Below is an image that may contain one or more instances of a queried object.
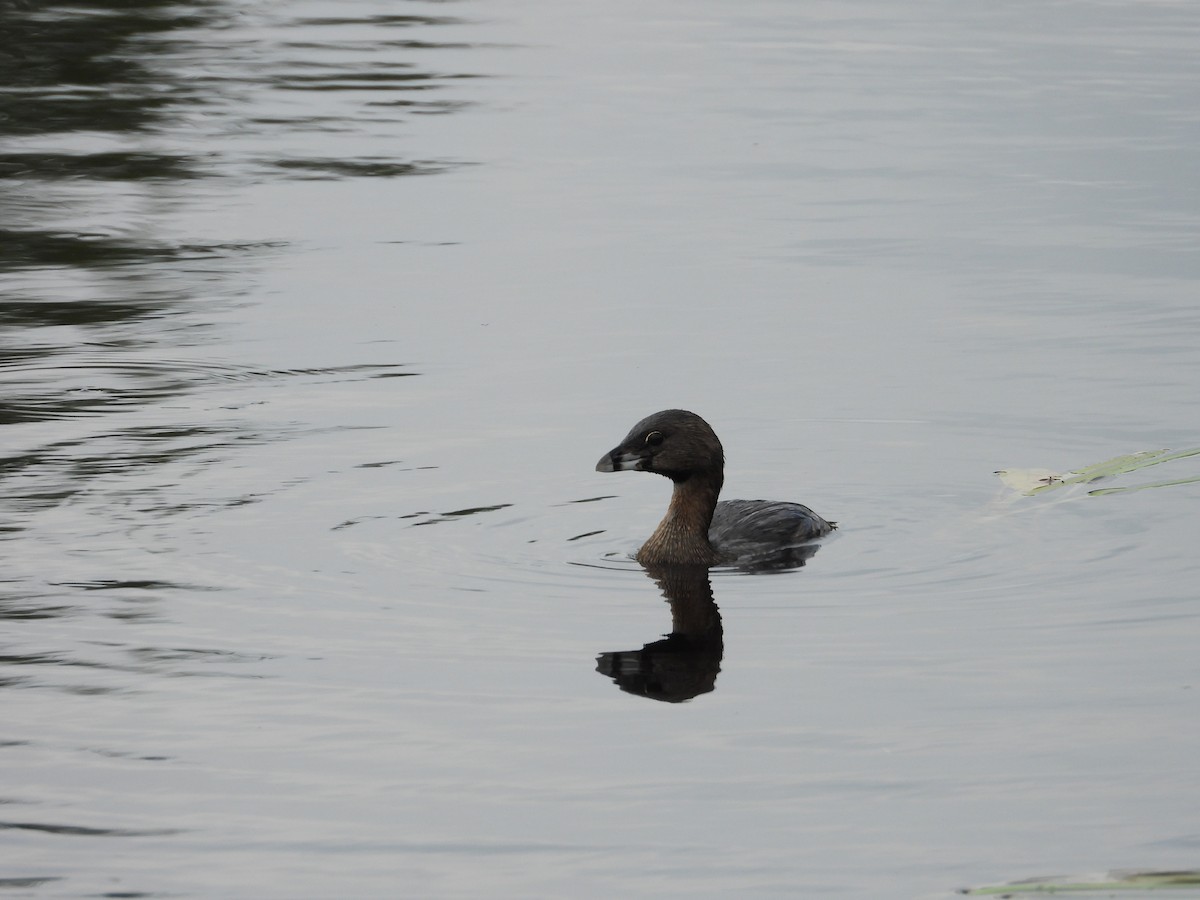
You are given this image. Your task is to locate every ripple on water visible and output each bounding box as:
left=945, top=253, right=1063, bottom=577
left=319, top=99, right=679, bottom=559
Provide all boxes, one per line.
left=0, top=355, right=416, bottom=424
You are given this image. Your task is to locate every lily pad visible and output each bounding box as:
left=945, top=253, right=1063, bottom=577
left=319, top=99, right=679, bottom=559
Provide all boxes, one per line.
left=995, top=448, right=1200, bottom=497
left=962, top=869, right=1200, bottom=895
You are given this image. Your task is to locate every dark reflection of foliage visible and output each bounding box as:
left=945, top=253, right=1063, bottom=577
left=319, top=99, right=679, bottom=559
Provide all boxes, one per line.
left=0, top=228, right=201, bottom=272
left=0, top=151, right=198, bottom=181
left=0, top=298, right=163, bottom=328
left=0, top=1, right=449, bottom=634
left=67, top=579, right=217, bottom=592
left=0, top=648, right=130, bottom=691
left=271, top=158, right=459, bottom=180
left=0, top=425, right=268, bottom=513
left=0, top=651, right=112, bottom=671
left=295, top=16, right=464, bottom=28
left=0, top=0, right=221, bottom=298
left=0, top=0, right=218, bottom=139
left=0, top=361, right=413, bottom=424
left=252, top=14, right=484, bottom=178
left=0, top=821, right=179, bottom=837
left=275, top=69, right=481, bottom=91
left=597, top=565, right=725, bottom=703
left=0, top=369, right=191, bottom=425
left=368, top=98, right=474, bottom=115
left=0, top=599, right=77, bottom=621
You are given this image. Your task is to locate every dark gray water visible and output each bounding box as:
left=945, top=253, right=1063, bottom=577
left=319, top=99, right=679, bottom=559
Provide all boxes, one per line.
left=3, top=1, right=1199, bottom=897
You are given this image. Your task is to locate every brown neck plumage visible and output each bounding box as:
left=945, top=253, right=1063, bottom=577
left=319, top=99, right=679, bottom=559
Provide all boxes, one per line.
left=636, top=470, right=724, bottom=566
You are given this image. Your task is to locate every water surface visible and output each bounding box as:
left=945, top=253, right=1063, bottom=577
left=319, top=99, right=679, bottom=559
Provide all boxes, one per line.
left=3, top=1, right=1199, bottom=897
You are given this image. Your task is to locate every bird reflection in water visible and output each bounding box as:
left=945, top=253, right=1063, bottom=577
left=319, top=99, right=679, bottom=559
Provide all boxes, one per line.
left=593, top=409, right=832, bottom=701
left=596, top=543, right=824, bottom=703
left=597, top=564, right=723, bottom=703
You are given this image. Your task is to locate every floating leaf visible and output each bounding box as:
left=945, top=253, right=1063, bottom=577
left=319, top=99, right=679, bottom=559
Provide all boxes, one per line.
left=963, top=868, right=1200, bottom=895
left=1090, top=475, right=1200, bottom=496
left=996, top=448, right=1200, bottom=497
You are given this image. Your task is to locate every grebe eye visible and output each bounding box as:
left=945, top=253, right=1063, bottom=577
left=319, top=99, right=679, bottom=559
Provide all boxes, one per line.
left=645, top=431, right=664, bottom=447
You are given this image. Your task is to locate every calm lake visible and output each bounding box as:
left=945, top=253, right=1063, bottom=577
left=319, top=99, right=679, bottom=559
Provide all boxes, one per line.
left=3, top=1, right=1199, bottom=897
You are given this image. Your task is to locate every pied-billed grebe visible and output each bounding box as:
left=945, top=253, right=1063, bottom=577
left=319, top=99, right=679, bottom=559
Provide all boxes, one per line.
left=596, top=409, right=835, bottom=567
